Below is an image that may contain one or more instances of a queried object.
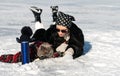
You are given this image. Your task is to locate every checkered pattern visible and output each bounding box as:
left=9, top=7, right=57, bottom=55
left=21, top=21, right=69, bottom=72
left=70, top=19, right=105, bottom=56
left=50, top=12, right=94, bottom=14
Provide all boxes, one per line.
left=56, top=11, right=75, bottom=28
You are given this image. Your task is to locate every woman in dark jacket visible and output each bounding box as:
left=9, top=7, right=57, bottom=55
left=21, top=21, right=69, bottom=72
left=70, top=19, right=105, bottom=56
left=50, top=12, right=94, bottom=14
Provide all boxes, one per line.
left=30, top=6, right=84, bottom=59
left=45, top=18, right=84, bottom=59
left=21, top=6, right=84, bottom=59
left=43, top=9, right=84, bottom=59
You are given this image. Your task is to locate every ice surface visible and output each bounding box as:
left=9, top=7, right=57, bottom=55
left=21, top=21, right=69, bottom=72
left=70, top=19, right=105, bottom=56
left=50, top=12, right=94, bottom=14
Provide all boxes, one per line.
left=0, top=0, right=120, bottom=76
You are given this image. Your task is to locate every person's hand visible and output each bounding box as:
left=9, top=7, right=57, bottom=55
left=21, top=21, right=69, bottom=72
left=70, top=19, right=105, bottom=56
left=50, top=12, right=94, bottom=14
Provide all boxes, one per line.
left=62, top=53, right=73, bottom=60
left=54, top=47, right=74, bottom=62
left=64, top=48, right=74, bottom=56
left=62, top=48, right=74, bottom=60
left=56, top=53, right=73, bottom=62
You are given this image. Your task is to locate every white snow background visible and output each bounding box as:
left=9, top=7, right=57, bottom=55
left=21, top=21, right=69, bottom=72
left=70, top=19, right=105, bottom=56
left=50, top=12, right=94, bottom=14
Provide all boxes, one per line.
left=0, top=0, right=120, bottom=76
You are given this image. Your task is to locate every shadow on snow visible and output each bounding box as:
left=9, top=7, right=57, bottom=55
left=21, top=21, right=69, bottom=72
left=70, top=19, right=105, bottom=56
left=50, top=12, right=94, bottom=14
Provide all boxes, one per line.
left=83, top=41, right=92, bottom=55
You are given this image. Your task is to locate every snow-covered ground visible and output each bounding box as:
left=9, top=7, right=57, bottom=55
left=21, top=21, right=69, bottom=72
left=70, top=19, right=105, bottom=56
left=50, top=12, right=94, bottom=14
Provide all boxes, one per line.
left=0, top=0, right=120, bottom=76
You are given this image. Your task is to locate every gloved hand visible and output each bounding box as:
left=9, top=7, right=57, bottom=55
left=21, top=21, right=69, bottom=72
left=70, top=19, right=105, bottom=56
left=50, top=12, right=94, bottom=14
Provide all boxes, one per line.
left=62, top=53, right=73, bottom=60
left=56, top=42, right=68, bottom=52
left=16, top=26, right=33, bottom=43
left=56, top=49, right=74, bottom=62
left=16, top=35, right=32, bottom=43
left=64, top=48, right=74, bottom=56
left=62, top=48, right=74, bottom=59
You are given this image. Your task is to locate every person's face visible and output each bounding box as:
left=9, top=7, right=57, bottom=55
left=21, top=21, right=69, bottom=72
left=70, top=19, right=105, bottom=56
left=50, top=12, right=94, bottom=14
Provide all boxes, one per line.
left=56, top=25, right=69, bottom=37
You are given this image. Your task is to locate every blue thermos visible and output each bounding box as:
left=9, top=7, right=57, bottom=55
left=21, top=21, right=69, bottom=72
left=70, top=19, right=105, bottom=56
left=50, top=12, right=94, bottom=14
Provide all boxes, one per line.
left=21, top=41, right=30, bottom=64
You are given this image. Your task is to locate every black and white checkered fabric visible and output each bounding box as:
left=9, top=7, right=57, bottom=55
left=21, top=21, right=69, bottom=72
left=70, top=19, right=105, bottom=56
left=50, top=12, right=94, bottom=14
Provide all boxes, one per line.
left=56, top=11, right=75, bottom=28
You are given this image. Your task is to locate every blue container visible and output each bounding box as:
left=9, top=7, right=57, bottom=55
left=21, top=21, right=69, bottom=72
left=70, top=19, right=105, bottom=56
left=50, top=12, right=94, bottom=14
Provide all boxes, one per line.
left=21, top=41, right=30, bottom=64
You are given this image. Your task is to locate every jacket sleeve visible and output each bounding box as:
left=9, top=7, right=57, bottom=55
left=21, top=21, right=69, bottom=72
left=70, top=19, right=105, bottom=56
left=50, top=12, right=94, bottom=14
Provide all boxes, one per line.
left=67, top=22, right=84, bottom=59
left=66, top=44, right=83, bottom=59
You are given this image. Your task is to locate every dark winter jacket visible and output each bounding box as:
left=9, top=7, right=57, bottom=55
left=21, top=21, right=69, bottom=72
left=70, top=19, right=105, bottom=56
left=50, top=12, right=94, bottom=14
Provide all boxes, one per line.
left=45, top=22, right=84, bottom=59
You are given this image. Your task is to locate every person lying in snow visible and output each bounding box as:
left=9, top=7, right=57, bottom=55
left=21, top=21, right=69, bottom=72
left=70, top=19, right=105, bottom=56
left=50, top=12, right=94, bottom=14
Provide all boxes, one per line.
left=0, top=6, right=84, bottom=63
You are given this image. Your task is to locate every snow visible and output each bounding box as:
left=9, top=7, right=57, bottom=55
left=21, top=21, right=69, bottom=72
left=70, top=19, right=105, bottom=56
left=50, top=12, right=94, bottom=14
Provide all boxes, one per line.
left=0, top=0, right=120, bottom=76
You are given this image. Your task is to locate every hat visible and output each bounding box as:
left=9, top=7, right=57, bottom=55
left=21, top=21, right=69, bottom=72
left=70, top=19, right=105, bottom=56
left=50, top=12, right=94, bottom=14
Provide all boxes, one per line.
left=55, top=11, right=75, bottom=28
